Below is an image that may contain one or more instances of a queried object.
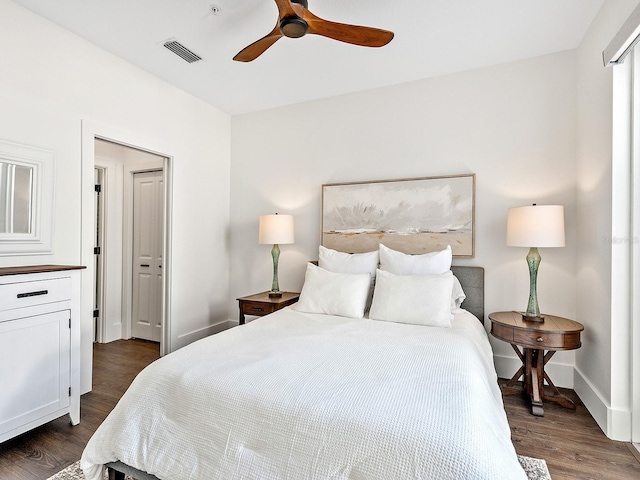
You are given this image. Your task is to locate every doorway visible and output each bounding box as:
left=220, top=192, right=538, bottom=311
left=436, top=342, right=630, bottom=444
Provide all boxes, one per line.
left=81, top=120, right=174, bottom=395
left=93, top=139, right=166, bottom=347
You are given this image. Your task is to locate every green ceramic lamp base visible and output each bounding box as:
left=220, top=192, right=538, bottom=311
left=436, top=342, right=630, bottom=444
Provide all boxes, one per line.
left=524, top=247, right=545, bottom=323
left=269, top=243, right=282, bottom=298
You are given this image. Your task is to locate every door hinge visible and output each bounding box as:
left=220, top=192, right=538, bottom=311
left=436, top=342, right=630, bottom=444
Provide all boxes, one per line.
left=95, top=184, right=101, bottom=193
left=93, top=309, right=99, bottom=319
left=68, top=387, right=71, bottom=397
left=94, top=246, right=101, bottom=255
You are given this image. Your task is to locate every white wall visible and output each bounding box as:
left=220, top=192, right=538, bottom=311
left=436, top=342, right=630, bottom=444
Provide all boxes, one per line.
left=230, top=51, right=579, bottom=386
left=575, top=0, right=639, bottom=441
left=0, top=0, right=231, bottom=393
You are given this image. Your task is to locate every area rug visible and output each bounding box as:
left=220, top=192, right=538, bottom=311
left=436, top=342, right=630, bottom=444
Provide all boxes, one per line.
left=47, top=456, right=552, bottom=480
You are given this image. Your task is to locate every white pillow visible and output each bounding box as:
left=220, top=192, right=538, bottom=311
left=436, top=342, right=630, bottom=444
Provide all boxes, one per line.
left=295, top=263, right=371, bottom=319
left=379, top=244, right=452, bottom=275
left=369, top=269, right=453, bottom=327
left=319, top=245, right=379, bottom=310
left=318, top=245, right=379, bottom=279
left=451, top=275, right=466, bottom=309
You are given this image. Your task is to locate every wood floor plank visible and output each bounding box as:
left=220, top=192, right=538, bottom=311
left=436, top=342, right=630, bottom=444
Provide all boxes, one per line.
left=1, top=339, right=639, bottom=479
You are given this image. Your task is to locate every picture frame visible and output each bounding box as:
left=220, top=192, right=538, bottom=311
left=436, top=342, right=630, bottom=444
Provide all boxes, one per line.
left=322, top=174, right=475, bottom=258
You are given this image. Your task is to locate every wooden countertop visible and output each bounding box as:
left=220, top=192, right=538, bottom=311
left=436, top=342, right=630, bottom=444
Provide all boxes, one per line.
left=0, top=265, right=86, bottom=276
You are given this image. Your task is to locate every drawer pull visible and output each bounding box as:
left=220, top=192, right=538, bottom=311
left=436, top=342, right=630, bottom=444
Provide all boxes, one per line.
left=17, top=290, right=48, bottom=299
left=536, top=337, right=544, bottom=343
left=251, top=307, right=264, bottom=312
left=140, top=264, right=150, bottom=268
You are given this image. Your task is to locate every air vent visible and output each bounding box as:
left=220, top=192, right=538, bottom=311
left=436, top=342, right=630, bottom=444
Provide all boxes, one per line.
left=163, top=39, right=202, bottom=63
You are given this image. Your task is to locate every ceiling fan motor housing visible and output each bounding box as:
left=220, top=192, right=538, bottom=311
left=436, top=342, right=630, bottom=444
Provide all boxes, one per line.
left=280, top=16, right=308, bottom=38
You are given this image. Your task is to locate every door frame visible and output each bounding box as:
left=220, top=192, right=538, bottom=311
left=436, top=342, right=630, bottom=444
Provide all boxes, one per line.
left=81, top=120, right=173, bottom=374
left=93, top=167, right=106, bottom=344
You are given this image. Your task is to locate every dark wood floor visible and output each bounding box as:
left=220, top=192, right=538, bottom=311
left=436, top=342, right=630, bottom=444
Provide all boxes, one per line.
left=1, top=339, right=639, bottom=479
left=501, top=378, right=640, bottom=479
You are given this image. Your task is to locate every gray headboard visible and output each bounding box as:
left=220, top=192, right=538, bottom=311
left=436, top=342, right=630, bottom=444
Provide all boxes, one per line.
left=451, top=266, right=485, bottom=323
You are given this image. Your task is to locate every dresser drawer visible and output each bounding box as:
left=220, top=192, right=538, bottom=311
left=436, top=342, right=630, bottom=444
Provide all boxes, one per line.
left=0, top=277, right=72, bottom=313
left=512, top=329, right=581, bottom=350
left=240, top=300, right=278, bottom=317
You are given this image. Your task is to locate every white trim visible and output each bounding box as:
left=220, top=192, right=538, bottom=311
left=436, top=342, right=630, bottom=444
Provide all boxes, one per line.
left=93, top=166, right=107, bottom=344
left=574, top=367, right=632, bottom=441
left=604, top=3, right=640, bottom=66
left=632, top=47, right=640, bottom=444
left=0, top=139, right=54, bottom=255
left=574, top=368, right=608, bottom=434
left=173, top=320, right=228, bottom=350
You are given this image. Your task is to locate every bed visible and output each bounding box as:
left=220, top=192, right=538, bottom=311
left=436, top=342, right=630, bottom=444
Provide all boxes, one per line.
left=81, top=254, right=526, bottom=480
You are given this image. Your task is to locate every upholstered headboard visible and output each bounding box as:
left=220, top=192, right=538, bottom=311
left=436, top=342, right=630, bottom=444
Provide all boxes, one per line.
left=451, top=266, right=485, bottom=323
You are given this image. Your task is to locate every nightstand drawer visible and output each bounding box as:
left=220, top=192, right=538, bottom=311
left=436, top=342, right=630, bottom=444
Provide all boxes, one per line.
left=237, top=291, right=300, bottom=325
left=513, top=329, right=581, bottom=350
left=241, top=301, right=277, bottom=317
left=490, top=323, right=514, bottom=343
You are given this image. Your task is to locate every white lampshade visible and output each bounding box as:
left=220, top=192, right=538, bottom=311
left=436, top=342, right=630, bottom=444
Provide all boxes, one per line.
left=259, top=214, right=294, bottom=245
left=506, top=205, right=565, bottom=248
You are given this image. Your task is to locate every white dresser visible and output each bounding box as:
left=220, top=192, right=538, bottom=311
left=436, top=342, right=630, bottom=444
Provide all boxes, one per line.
left=0, top=265, right=84, bottom=443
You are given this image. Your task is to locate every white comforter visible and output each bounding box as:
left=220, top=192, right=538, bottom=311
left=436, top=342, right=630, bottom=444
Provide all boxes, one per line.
left=81, top=308, right=526, bottom=480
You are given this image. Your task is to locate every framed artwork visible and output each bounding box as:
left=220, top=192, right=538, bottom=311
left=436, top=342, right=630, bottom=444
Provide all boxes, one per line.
left=322, top=174, right=475, bottom=257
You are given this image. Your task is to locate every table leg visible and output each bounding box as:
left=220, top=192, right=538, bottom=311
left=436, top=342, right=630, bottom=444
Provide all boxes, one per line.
left=524, top=348, right=533, bottom=398
left=530, top=349, right=544, bottom=416
left=239, top=307, right=245, bottom=325
left=539, top=350, right=576, bottom=409
left=501, top=344, right=525, bottom=396
left=502, top=345, right=576, bottom=415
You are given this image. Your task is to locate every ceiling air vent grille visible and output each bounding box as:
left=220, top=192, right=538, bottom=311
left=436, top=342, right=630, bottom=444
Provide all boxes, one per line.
left=163, top=39, right=202, bottom=63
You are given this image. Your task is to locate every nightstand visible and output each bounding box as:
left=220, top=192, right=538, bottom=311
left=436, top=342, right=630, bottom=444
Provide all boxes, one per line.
left=488, top=311, right=584, bottom=417
left=236, top=291, right=300, bottom=325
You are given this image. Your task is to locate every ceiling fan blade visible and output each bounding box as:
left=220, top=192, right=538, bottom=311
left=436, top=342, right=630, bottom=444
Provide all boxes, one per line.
left=302, top=9, right=394, bottom=47
left=233, top=24, right=283, bottom=62
left=274, top=0, right=298, bottom=19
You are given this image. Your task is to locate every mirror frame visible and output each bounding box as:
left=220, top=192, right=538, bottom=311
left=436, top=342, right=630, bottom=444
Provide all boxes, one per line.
left=0, top=139, right=54, bottom=255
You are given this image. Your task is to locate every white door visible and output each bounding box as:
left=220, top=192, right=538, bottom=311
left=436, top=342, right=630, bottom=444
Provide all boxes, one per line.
left=93, top=168, right=104, bottom=343
left=131, top=170, right=163, bottom=342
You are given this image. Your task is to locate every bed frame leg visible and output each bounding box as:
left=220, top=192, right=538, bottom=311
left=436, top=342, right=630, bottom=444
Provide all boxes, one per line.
left=108, top=467, right=126, bottom=480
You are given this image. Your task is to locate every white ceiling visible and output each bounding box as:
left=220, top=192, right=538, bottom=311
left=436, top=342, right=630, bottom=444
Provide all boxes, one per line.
left=12, top=0, right=604, bottom=115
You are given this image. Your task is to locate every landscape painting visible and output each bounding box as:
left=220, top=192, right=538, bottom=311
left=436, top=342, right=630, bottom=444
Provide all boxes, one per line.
left=322, top=174, right=475, bottom=257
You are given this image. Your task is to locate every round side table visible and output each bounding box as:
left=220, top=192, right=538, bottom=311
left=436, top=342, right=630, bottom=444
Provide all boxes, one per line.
left=488, top=311, right=584, bottom=416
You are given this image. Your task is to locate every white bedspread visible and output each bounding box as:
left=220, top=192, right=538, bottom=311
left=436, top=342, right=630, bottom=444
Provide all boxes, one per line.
left=81, top=308, right=526, bottom=480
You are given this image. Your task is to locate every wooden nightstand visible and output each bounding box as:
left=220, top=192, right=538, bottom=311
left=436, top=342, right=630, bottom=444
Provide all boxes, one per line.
left=488, top=311, right=584, bottom=417
left=236, top=291, right=300, bottom=325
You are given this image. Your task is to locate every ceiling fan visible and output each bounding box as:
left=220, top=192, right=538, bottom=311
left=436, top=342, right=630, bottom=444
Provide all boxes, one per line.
left=233, top=0, right=394, bottom=62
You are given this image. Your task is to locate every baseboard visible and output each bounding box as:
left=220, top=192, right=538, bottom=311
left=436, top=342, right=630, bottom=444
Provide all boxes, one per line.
left=174, top=320, right=231, bottom=350
left=574, top=367, right=632, bottom=441
left=493, top=354, right=575, bottom=389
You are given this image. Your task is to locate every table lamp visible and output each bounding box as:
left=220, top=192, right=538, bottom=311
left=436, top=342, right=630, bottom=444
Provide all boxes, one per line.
left=506, top=204, right=565, bottom=322
left=259, top=213, right=294, bottom=298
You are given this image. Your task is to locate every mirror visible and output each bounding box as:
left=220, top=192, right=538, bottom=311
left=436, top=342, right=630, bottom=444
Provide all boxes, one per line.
left=0, top=139, right=54, bottom=255
left=0, top=162, right=34, bottom=234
